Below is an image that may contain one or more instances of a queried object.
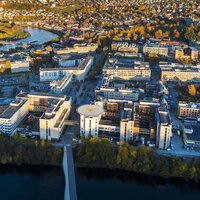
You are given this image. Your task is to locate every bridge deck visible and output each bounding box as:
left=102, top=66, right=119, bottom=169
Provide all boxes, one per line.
left=63, top=145, right=77, bottom=200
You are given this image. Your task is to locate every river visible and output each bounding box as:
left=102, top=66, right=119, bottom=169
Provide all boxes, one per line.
left=0, top=165, right=200, bottom=200
left=0, top=27, right=57, bottom=51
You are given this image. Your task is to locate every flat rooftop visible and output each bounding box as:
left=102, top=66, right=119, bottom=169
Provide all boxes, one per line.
left=185, top=125, right=200, bottom=142
left=40, top=57, right=92, bottom=71
left=99, top=119, right=120, bottom=126
left=103, top=59, right=150, bottom=70
left=158, top=107, right=171, bottom=124
left=77, top=104, right=104, bottom=117
left=0, top=99, right=27, bottom=119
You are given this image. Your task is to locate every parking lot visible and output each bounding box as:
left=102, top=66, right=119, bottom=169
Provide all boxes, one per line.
left=158, top=132, right=200, bottom=157
left=158, top=84, right=200, bottom=157
left=0, top=74, right=27, bottom=86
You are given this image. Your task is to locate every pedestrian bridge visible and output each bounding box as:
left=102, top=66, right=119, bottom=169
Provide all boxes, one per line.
left=64, top=120, right=79, bottom=126
left=63, top=144, right=77, bottom=200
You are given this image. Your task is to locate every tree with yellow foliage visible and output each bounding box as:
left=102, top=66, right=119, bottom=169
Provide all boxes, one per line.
left=173, top=29, right=180, bottom=39
left=45, top=46, right=52, bottom=52
left=40, top=139, right=46, bottom=147
left=155, top=29, right=162, bottom=39
left=35, top=140, right=38, bottom=147
left=188, top=84, right=196, bottom=96
left=5, top=60, right=11, bottom=69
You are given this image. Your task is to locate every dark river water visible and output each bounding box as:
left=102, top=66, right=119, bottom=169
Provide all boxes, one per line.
left=0, top=165, right=200, bottom=200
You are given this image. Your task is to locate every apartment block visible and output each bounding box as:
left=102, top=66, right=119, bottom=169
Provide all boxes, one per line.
left=111, top=42, right=138, bottom=53
left=103, top=59, right=151, bottom=81
left=40, top=56, right=94, bottom=82
left=11, top=60, right=30, bottom=73
left=179, top=102, right=200, bottom=118
left=55, top=43, right=98, bottom=54
left=0, top=92, right=71, bottom=140
left=50, top=73, right=72, bottom=95
left=156, top=107, right=172, bottom=149
left=95, top=75, right=140, bottom=102
left=160, top=63, right=200, bottom=82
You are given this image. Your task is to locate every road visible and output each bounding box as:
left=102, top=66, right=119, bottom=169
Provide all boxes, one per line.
left=168, top=83, right=180, bottom=128
left=158, top=83, right=200, bottom=157
left=69, top=52, right=104, bottom=106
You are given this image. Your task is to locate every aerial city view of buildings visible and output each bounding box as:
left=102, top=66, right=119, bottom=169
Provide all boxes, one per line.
left=1, top=0, right=200, bottom=198
left=1, top=0, right=200, bottom=153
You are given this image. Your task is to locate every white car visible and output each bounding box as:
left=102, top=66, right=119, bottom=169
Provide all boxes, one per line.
left=167, top=148, right=171, bottom=151
left=148, top=143, right=155, bottom=147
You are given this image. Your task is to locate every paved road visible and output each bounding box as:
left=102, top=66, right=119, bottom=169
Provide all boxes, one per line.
left=158, top=133, right=200, bottom=157
left=168, top=84, right=181, bottom=128
left=158, top=83, right=200, bottom=157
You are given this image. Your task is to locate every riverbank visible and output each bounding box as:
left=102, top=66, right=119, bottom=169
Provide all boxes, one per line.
left=73, top=137, right=200, bottom=182
left=0, top=27, right=58, bottom=51
left=0, top=31, right=30, bottom=41
left=0, top=22, right=30, bottom=41
left=0, top=134, right=62, bottom=166
left=1, top=134, right=200, bottom=182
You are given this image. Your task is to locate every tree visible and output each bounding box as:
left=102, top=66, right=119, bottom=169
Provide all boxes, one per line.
left=5, top=60, right=11, bottom=69
left=188, top=84, right=196, bottom=96
left=13, top=132, right=23, bottom=143
left=46, top=46, right=52, bottom=52
left=35, top=140, right=38, bottom=147
left=116, top=141, right=130, bottom=167
left=13, top=132, right=18, bottom=141
left=155, top=29, right=162, bottom=39
left=173, top=29, right=180, bottom=39
left=197, top=31, right=200, bottom=41
left=40, top=140, right=46, bottom=147
left=184, top=27, right=196, bottom=40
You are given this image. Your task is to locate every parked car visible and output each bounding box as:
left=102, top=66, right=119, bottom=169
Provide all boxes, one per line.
left=148, top=143, right=155, bottom=147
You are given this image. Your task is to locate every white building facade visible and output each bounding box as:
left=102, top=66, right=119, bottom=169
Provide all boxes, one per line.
left=40, top=57, right=93, bottom=82
left=0, top=92, right=71, bottom=140
left=50, top=73, right=72, bottom=95
left=0, top=99, right=29, bottom=135
left=156, top=108, right=172, bottom=149
left=11, top=61, right=30, bottom=73
left=77, top=104, right=104, bottom=138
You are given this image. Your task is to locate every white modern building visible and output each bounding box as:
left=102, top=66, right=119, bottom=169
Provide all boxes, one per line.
left=40, top=56, right=94, bottom=82
left=103, top=59, right=151, bottom=81
left=0, top=92, right=71, bottom=140
left=39, top=96, right=71, bottom=141
left=50, top=73, right=72, bottom=95
left=95, top=87, right=139, bottom=101
left=77, top=102, right=135, bottom=142
left=160, top=62, right=200, bottom=82
left=0, top=99, right=29, bottom=135
left=11, top=60, right=30, bottom=73
left=95, top=74, right=140, bottom=101
left=156, top=107, right=172, bottom=149
left=55, top=43, right=98, bottom=55
left=77, top=104, right=104, bottom=138
left=54, top=54, right=83, bottom=67
left=120, top=103, right=135, bottom=142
